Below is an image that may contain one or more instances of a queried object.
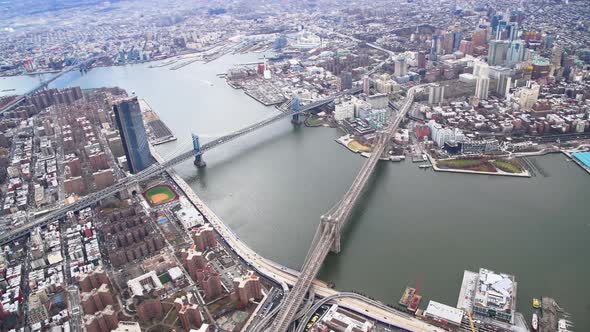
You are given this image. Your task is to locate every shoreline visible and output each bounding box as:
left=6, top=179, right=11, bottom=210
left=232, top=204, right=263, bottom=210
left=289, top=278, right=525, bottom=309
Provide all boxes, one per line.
left=427, top=154, right=531, bottom=178
left=562, top=150, right=590, bottom=175
left=0, top=49, right=209, bottom=78
left=335, top=134, right=372, bottom=154
left=148, top=145, right=446, bottom=332
left=243, top=89, right=285, bottom=106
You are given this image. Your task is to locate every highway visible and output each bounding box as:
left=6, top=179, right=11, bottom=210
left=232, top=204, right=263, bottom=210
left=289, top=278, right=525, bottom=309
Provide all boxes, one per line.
left=0, top=87, right=360, bottom=246
left=271, top=86, right=425, bottom=331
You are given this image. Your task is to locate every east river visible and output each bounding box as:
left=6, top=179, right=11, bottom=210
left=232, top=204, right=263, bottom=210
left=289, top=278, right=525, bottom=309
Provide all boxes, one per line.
left=1, top=54, right=589, bottom=330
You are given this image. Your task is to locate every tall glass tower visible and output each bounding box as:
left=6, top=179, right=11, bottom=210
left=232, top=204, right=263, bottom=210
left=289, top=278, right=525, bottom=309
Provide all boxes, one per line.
left=113, top=97, right=154, bottom=174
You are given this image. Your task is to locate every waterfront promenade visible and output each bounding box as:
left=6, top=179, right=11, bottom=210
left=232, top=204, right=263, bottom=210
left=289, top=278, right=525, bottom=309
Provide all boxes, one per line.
left=150, top=145, right=444, bottom=332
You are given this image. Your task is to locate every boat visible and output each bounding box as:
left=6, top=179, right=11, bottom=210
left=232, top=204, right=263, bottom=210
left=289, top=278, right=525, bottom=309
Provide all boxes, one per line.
left=532, top=313, right=538, bottom=331
left=418, top=164, right=431, bottom=169
left=532, top=298, right=541, bottom=308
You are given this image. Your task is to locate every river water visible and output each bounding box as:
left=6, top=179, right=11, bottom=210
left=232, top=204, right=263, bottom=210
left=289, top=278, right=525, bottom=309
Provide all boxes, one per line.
left=1, top=53, right=588, bottom=330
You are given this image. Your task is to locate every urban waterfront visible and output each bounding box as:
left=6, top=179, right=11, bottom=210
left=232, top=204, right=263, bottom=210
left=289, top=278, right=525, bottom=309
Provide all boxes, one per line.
left=1, top=54, right=589, bottom=330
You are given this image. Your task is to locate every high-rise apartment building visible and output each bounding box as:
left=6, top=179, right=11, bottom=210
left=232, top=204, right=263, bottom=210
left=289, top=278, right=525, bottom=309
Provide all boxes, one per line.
left=475, top=76, right=490, bottom=101
left=488, top=41, right=509, bottom=66
left=394, top=56, right=407, bottom=77
left=233, top=271, right=263, bottom=308
left=340, top=71, right=353, bottom=90
left=196, top=265, right=222, bottom=300
left=113, top=97, right=154, bottom=174
left=362, top=76, right=370, bottom=95
left=191, top=225, right=217, bottom=252
left=428, top=85, right=445, bottom=105
left=506, top=42, right=525, bottom=65
left=474, top=62, right=490, bottom=101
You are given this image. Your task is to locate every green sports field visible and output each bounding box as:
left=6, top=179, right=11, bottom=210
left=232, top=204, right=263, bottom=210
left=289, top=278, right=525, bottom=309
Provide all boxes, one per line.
left=144, top=184, right=177, bottom=205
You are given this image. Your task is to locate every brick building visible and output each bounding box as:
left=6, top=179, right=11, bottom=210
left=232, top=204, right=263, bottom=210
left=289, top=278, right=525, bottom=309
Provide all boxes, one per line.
left=233, top=271, right=262, bottom=308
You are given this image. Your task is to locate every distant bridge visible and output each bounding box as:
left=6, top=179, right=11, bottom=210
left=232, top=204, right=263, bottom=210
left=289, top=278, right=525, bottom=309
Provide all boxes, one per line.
left=0, top=87, right=361, bottom=245
left=0, top=56, right=101, bottom=115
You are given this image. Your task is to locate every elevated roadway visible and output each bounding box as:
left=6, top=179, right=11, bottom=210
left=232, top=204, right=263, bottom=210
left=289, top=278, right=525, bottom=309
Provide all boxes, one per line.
left=0, top=87, right=360, bottom=245
left=271, top=86, right=423, bottom=331
left=159, top=144, right=444, bottom=332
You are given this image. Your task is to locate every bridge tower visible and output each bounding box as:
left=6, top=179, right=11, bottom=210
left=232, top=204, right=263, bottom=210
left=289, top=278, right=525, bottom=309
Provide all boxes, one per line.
left=192, top=133, right=207, bottom=168
left=291, top=96, right=302, bottom=125
left=321, top=215, right=341, bottom=254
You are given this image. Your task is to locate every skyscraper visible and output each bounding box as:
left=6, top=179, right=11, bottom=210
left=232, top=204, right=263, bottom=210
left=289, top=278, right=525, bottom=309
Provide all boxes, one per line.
left=452, top=31, right=462, bottom=52
left=472, top=29, right=488, bottom=48
left=491, top=14, right=502, bottom=35
left=474, top=62, right=490, bottom=101
left=506, top=41, right=525, bottom=65
left=340, top=71, right=353, bottom=90
left=113, top=97, right=154, bottom=174
left=496, top=73, right=512, bottom=98
left=495, top=20, right=508, bottom=40
left=506, top=22, right=519, bottom=41
left=362, top=76, right=370, bottom=95
left=430, top=35, right=439, bottom=61
left=475, top=76, right=490, bottom=101
left=394, top=56, right=407, bottom=77
left=488, top=40, right=509, bottom=66
left=417, top=51, right=427, bottom=69
left=428, top=85, right=445, bottom=105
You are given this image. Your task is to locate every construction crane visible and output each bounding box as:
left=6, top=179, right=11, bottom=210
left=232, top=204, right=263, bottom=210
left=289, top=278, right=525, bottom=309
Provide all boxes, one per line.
left=465, top=309, right=476, bottom=332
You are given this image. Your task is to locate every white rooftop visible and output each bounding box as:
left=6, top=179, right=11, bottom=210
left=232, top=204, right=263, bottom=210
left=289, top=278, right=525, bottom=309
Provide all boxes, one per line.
left=189, top=324, right=210, bottom=332
left=127, top=271, right=163, bottom=297
left=168, top=267, right=183, bottom=281
left=424, top=301, right=464, bottom=325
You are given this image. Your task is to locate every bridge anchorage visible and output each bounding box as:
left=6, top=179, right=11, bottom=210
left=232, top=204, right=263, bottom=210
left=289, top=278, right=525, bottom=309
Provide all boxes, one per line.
left=192, top=133, right=207, bottom=168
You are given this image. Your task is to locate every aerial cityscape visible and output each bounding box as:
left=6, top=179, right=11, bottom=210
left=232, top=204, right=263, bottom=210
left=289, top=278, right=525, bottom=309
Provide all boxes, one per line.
left=0, top=0, right=588, bottom=332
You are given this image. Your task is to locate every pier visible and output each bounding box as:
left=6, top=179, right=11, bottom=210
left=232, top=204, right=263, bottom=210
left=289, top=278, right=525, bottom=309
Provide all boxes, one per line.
left=139, top=99, right=177, bottom=145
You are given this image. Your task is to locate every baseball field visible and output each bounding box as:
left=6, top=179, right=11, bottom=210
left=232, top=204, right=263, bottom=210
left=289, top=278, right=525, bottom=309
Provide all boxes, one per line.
left=144, top=184, right=178, bottom=206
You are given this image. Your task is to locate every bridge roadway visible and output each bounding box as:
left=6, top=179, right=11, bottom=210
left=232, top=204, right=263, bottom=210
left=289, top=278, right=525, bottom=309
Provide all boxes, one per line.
left=271, top=86, right=421, bottom=332
left=157, top=145, right=444, bottom=332
left=0, top=87, right=361, bottom=246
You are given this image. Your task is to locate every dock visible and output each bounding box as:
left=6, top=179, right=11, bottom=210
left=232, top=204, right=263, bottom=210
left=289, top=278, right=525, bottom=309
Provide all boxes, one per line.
left=138, top=99, right=177, bottom=145
left=244, top=89, right=286, bottom=106
left=169, top=56, right=203, bottom=70
left=399, top=287, right=416, bottom=307
left=398, top=286, right=422, bottom=313
left=149, top=58, right=179, bottom=68
left=412, top=153, right=426, bottom=162
left=240, top=80, right=286, bottom=106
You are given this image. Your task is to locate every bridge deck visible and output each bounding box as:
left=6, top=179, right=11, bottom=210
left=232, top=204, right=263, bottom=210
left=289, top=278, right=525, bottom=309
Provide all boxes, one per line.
left=0, top=88, right=360, bottom=245
left=271, top=86, right=420, bottom=331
